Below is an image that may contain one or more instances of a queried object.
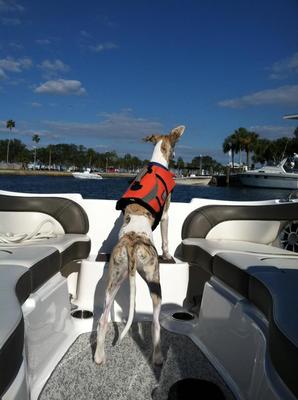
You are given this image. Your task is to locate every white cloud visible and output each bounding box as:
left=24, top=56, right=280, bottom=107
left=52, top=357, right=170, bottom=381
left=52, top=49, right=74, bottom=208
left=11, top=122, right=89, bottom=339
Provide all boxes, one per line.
left=0, top=68, right=6, bottom=79
left=1, top=16, right=20, bottom=25
left=38, top=59, right=70, bottom=78
left=218, top=85, right=298, bottom=108
left=34, top=79, right=87, bottom=96
left=0, top=57, right=31, bottom=79
left=80, top=30, right=92, bottom=38
left=249, top=125, right=296, bottom=139
left=0, top=56, right=32, bottom=72
left=30, top=101, right=42, bottom=108
left=0, top=0, right=24, bottom=12
left=35, top=39, right=51, bottom=45
left=8, top=41, right=23, bottom=49
left=43, top=110, right=163, bottom=140
left=89, top=42, right=118, bottom=53
left=268, top=52, right=298, bottom=80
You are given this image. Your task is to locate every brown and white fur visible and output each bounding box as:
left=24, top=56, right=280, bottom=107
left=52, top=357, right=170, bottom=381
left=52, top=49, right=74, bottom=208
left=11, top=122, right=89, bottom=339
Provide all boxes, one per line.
left=94, top=125, right=185, bottom=366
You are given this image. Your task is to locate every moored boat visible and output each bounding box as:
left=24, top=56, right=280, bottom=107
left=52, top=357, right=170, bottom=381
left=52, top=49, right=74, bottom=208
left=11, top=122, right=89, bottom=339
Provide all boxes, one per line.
left=72, top=168, right=103, bottom=180
left=174, top=175, right=212, bottom=186
left=237, top=155, right=298, bottom=189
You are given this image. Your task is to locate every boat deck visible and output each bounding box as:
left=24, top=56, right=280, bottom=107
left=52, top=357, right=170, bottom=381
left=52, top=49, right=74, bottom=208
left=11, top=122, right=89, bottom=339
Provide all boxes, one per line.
left=39, top=322, right=235, bottom=400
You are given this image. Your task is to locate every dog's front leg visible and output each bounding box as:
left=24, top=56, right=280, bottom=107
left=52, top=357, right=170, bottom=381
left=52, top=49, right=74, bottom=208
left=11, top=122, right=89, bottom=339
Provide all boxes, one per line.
left=160, top=195, right=171, bottom=260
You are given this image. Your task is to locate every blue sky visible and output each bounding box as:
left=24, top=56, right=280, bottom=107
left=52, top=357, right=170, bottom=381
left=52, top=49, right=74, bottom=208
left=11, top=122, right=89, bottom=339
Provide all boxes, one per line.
left=0, top=0, right=298, bottom=163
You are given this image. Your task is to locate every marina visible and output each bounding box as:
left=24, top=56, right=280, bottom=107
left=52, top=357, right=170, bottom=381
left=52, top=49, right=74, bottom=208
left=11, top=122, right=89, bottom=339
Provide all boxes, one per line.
left=1, top=1, right=297, bottom=399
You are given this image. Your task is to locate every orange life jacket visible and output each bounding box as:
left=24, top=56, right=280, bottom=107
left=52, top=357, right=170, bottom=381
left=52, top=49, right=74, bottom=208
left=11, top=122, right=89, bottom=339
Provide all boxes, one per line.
left=116, top=162, right=176, bottom=230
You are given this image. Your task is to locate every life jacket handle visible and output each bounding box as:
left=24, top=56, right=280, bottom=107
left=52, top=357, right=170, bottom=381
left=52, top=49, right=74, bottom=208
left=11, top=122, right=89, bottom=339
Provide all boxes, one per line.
left=130, top=165, right=153, bottom=191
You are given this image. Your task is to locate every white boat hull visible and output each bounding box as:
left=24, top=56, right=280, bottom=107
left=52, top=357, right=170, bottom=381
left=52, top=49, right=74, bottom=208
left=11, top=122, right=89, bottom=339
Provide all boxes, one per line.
left=175, top=176, right=211, bottom=186
left=72, top=172, right=103, bottom=180
left=238, top=173, right=298, bottom=189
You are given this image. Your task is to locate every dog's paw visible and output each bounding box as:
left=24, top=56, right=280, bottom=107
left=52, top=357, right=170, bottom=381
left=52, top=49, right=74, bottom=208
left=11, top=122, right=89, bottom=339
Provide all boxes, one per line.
left=161, top=252, right=172, bottom=261
left=94, top=349, right=106, bottom=365
left=153, top=352, right=164, bottom=366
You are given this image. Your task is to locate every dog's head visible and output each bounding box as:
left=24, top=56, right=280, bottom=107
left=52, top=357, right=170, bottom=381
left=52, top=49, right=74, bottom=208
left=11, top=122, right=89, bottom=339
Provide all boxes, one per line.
left=143, top=125, right=185, bottom=163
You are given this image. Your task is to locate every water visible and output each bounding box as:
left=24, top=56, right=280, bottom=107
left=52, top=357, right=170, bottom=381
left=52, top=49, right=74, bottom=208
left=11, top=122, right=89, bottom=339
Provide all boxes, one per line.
left=0, top=175, right=293, bottom=202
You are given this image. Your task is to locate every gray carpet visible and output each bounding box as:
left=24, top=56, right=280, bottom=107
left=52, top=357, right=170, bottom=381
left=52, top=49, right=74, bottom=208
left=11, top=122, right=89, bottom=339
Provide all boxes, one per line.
left=39, top=322, right=235, bottom=400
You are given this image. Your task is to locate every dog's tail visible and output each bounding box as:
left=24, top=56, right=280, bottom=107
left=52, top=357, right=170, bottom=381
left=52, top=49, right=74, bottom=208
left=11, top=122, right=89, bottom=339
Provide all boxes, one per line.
left=119, top=245, right=137, bottom=342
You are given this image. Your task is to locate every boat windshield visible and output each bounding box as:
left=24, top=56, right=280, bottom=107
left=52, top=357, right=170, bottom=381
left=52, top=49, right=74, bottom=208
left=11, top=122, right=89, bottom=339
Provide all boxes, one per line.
left=283, top=155, right=298, bottom=173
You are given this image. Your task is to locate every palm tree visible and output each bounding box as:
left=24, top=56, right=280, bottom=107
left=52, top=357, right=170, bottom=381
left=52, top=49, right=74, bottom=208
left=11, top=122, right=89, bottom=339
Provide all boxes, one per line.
left=87, top=148, right=96, bottom=168
left=6, top=119, right=15, bottom=164
left=243, top=131, right=259, bottom=168
left=235, top=128, right=259, bottom=169
left=234, top=127, right=248, bottom=165
left=32, top=134, right=40, bottom=167
left=223, top=133, right=238, bottom=169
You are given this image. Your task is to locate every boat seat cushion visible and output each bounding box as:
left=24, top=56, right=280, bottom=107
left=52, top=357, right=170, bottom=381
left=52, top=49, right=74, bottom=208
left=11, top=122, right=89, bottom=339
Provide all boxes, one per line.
left=181, top=238, right=295, bottom=274
left=0, top=247, right=60, bottom=291
left=212, top=252, right=298, bottom=398
left=0, top=234, right=91, bottom=268
left=0, top=265, right=31, bottom=398
left=181, top=203, right=298, bottom=240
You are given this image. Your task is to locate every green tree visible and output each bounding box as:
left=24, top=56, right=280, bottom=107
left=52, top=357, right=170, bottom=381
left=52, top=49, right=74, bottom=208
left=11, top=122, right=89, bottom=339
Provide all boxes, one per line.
left=87, top=148, right=97, bottom=168
left=241, top=130, right=259, bottom=168
left=177, top=156, right=185, bottom=170
left=223, top=133, right=238, bottom=168
left=6, top=119, right=15, bottom=164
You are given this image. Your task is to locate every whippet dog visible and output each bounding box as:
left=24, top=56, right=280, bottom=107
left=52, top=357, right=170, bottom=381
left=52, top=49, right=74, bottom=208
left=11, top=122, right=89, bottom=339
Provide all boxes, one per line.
left=94, top=125, right=185, bottom=365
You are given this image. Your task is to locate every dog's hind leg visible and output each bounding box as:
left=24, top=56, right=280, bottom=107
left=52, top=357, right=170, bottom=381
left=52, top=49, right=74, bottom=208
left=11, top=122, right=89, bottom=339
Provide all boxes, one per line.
left=137, top=253, right=163, bottom=365
left=94, top=247, right=128, bottom=365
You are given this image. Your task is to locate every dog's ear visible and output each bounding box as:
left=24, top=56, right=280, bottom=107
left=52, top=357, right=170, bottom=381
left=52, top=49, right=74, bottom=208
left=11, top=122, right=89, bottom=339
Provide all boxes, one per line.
left=169, top=125, right=185, bottom=145
left=143, top=134, right=162, bottom=144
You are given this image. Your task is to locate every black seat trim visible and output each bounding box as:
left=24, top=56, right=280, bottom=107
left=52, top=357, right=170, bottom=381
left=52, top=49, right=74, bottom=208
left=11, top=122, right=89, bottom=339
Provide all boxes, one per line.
left=181, top=243, right=214, bottom=273
left=30, top=250, right=61, bottom=291
left=61, top=240, right=91, bottom=266
left=0, top=317, right=25, bottom=397
left=0, top=266, right=31, bottom=398
left=213, top=254, right=251, bottom=297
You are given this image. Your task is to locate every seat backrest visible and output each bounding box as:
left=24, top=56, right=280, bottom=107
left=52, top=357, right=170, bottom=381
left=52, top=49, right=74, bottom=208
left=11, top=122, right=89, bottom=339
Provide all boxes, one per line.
left=0, top=195, right=89, bottom=234
left=182, top=202, right=298, bottom=240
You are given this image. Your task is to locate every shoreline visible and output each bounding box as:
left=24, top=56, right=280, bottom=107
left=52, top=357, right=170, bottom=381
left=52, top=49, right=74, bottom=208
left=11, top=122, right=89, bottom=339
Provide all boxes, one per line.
left=0, top=169, right=135, bottom=178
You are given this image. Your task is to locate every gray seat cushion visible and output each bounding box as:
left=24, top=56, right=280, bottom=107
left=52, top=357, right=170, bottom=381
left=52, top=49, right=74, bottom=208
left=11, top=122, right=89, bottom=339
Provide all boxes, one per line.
left=249, top=268, right=298, bottom=398
left=213, top=252, right=298, bottom=398
left=0, top=265, right=31, bottom=397
left=181, top=238, right=295, bottom=274
left=0, top=234, right=91, bottom=269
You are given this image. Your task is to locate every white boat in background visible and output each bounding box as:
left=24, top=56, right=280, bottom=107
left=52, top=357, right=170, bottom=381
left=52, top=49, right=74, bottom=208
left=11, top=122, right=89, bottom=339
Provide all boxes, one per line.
left=72, top=168, right=103, bottom=180
left=174, top=174, right=212, bottom=186
left=237, top=155, right=298, bottom=189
